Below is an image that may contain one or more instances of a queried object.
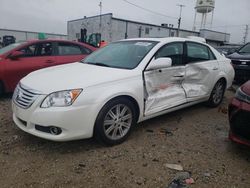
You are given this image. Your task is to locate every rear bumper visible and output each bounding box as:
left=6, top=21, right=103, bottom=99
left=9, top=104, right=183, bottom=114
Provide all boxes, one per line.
left=228, top=98, right=250, bottom=146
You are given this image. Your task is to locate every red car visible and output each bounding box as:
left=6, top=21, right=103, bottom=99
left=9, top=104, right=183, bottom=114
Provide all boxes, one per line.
left=229, top=81, right=250, bottom=146
left=0, top=39, right=96, bottom=95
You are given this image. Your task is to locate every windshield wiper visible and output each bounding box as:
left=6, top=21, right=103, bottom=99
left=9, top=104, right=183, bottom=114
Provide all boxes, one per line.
left=82, top=61, right=110, bottom=67
left=238, top=51, right=250, bottom=54
left=92, top=62, right=110, bottom=67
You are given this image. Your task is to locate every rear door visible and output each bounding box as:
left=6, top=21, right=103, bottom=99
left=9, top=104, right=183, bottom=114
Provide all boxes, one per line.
left=4, top=41, right=56, bottom=91
left=182, top=42, right=219, bottom=101
left=54, top=42, right=92, bottom=65
left=144, top=42, right=187, bottom=116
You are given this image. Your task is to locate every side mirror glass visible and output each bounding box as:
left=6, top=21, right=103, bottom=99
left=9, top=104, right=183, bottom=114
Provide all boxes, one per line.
left=9, top=51, right=24, bottom=59
left=146, top=57, right=172, bottom=71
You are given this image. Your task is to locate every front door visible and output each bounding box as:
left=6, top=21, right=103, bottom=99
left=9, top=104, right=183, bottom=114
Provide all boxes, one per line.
left=144, top=42, right=186, bottom=116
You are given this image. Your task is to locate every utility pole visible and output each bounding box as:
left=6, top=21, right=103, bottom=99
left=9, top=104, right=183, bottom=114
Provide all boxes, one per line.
left=177, top=4, right=185, bottom=37
left=243, top=24, right=249, bottom=44
left=99, top=1, right=103, bottom=31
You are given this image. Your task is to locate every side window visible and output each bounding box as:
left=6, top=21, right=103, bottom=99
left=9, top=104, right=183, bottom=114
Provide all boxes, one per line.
left=81, top=47, right=92, bottom=54
left=58, top=43, right=83, bottom=55
left=187, top=42, right=210, bottom=63
left=19, top=44, right=37, bottom=57
left=208, top=47, right=216, bottom=60
left=19, top=42, right=52, bottom=57
left=155, top=43, right=184, bottom=66
left=38, top=42, right=52, bottom=56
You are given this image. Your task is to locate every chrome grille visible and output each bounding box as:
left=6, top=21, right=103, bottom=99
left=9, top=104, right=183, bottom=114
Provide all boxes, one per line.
left=13, top=84, right=41, bottom=109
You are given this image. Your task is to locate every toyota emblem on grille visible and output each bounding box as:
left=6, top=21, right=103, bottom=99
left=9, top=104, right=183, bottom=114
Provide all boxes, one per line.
left=16, top=89, right=23, bottom=101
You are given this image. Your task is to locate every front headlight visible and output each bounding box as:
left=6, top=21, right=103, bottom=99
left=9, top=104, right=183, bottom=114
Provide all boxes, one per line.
left=235, top=87, right=250, bottom=103
left=41, top=89, right=82, bottom=108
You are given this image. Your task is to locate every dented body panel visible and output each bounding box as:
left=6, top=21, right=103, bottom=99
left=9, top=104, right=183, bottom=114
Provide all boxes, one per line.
left=144, top=66, right=186, bottom=115
left=183, top=60, right=219, bottom=100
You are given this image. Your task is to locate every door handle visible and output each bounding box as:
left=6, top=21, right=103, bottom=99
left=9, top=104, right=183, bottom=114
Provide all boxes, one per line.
left=45, top=60, right=54, bottom=64
left=213, top=67, right=219, bottom=70
left=173, top=75, right=184, bottom=78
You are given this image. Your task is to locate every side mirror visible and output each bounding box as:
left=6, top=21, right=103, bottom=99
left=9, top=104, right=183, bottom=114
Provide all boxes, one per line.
left=9, top=51, right=24, bottom=59
left=146, top=57, right=172, bottom=71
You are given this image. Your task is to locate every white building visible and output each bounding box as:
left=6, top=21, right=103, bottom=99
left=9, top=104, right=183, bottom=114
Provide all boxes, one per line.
left=68, top=13, right=230, bottom=46
left=0, top=28, right=67, bottom=42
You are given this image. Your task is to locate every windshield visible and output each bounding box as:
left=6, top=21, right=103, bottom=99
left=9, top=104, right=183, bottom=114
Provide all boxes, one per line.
left=0, top=42, right=25, bottom=55
left=82, top=40, right=158, bottom=69
left=238, top=43, right=250, bottom=54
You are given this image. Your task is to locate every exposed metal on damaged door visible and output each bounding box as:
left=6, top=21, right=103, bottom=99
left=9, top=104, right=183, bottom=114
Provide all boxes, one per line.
left=144, top=66, right=186, bottom=116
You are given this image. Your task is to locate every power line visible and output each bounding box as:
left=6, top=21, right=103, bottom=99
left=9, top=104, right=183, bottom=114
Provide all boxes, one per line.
left=120, top=0, right=177, bottom=20
left=210, top=24, right=250, bottom=29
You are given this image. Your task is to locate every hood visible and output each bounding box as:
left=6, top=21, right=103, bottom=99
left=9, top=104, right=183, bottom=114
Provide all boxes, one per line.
left=228, top=52, right=250, bottom=60
left=241, top=81, right=250, bottom=95
left=20, top=62, right=138, bottom=94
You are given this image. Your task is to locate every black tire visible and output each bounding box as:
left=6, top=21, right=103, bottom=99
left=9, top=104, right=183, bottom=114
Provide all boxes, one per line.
left=207, top=79, right=226, bottom=107
left=94, top=97, right=137, bottom=146
left=0, top=82, right=4, bottom=96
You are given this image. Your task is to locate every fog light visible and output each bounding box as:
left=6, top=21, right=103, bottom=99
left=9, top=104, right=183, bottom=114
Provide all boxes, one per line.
left=49, top=126, right=62, bottom=135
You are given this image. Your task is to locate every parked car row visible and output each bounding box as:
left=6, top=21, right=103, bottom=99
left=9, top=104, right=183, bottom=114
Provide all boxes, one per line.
left=11, top=37, right=235, bottom=145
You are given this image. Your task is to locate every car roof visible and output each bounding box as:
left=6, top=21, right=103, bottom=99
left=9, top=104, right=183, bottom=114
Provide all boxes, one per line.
left=120, top=37, right=207, bottom=45
left=24, top=39, right=96, bottom=50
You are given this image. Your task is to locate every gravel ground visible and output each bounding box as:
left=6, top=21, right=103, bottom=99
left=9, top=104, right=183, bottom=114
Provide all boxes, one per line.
left=0, top=90, right=250, bottom=188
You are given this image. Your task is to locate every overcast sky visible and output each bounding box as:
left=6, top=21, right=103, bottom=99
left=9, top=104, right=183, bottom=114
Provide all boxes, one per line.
left=1, top=0, right=250, bottom=43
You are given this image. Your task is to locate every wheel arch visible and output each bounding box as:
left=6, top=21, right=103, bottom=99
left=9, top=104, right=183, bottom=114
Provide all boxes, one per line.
left=97, top=95, right=141, bottom=123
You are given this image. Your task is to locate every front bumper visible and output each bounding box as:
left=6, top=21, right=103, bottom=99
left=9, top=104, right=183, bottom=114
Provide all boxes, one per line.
left=12, top=95, right=100, bottom=141
left=233, top=65, right=250, bottom=83
left=228, top=98, right=250, bottom=146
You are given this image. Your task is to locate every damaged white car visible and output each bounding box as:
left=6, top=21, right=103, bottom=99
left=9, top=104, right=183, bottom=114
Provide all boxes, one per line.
left=12, top=37, right=234, bottom=145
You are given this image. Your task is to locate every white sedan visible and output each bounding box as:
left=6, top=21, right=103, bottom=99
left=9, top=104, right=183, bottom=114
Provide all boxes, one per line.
left=12, top=37, right=234, bottom=145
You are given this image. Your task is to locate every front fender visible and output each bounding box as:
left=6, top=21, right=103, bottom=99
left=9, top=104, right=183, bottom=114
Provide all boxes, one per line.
left=74, top=75, right=144, bottom=122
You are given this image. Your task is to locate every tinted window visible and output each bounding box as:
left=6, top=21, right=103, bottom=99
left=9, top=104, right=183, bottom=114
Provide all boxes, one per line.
left=238, top=43, right=250, bottom=54
left=39, top=43, right=52, bottom=56
left=0, top=42, right=25, bottom=55
left=81, top=47, right=92, bottom=54
left=187, top=42, right=210, bottom=63
left=82, top=41, right=158, bottom=69
left=58, top=43, right=82, bottom=55
left=208, top=48, right=216, bottom=60
left=155, top=43, right=184, bottom=66
left=19, top=42, right=52, bottom=57
left=19, top=44, right=37, bottom=57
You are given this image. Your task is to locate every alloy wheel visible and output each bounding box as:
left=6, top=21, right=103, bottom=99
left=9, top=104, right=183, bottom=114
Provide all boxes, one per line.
left=103, top=104, right=132, bottom=140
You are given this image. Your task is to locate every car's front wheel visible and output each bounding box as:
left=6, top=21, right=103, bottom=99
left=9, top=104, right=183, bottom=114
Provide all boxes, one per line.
left=94, top=98, right=136, bottom=145
left=207, top=79, right=226, bottom=107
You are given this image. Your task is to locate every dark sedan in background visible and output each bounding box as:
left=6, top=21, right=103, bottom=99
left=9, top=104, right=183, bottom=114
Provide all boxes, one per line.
left=227, top=43, right=250, bottom=83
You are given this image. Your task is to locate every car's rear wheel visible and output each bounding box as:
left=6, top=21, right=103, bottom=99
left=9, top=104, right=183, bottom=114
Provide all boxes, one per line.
left=207, top=79, right=226, bottom=107
left=94, top=98, right=136, bottom=146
